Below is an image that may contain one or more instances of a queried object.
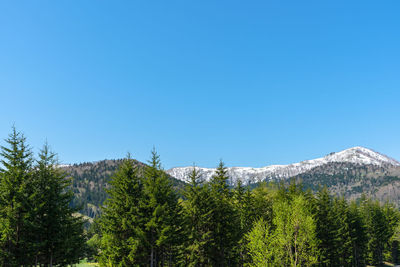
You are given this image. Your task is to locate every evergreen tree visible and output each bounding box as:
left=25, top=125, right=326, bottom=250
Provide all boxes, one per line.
left=0, top=127, right=33, bottom=266
left=389, top=219, right=400, bottom=264
left=98, top=155, right=146, bottom=266
left=233, top=180, right=267, bottom=266
left=314, top=187, right=336, bottom=266
left=142, top=149, right=183, bottom=267
left=233, top=180, right=250, bottom=266
left=210, top=160, right=231, bottom=197
left=361, top=199, right=397, bottom=265
left=234, top=180, right=256, bottom=236
left=85, top=219, right=102, bottom=262
left=332, top=197, right=353, bottom=266
left=208, top=160, right=239, bottom=266
left=181, top=166, right=214, bottom=266
left=250, top=182, right=274, bottom=225
left=348, top=201, right=367, bottom=267
left=383, top=202, right=400, bottom=259
left=30, top=143, right=85, bottom=265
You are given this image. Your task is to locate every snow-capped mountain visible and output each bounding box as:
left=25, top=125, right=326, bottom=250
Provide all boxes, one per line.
left=166, top=147, right=400, bottom=185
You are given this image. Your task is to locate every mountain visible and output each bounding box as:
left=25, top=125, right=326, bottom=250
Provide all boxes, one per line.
left=167, top=146, right=400, bottom=205
left=64, top=147, right=400, bottom=219
left=166, top=147, right=400, bottom=185
left=62, top=159, right=185, bottom=218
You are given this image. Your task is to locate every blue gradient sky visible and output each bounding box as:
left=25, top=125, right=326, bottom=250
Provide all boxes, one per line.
left=1, top=1, right=400, bottom=168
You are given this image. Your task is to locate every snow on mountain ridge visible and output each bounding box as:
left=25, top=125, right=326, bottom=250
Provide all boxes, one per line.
left=166, top=147, right=400, bottom=185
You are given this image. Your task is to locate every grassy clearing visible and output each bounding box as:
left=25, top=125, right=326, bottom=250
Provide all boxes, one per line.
left=69, top=259, right=98, bottom=267
left=367, top=262, right=398, bottom=267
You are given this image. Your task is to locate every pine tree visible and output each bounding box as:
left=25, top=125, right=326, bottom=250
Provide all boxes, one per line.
left=208, top=160, right=239, bottom=266
left=314, top=187, right=337, bottom=266
left=0, top=127, right=33, bottom=266
left=210, top=160, right=230, bottom=197
left=348, top=201, right=367, bottom=267
left=142, top=149, right=183, bottom=267
left=382, top=202, right=399, bottom=263
left=250, top=182, right=274, bottom=226
left=30, top=143, right=85, bottom=266
left=332, top=197, right=353, bottom=266
left=98, top=155, right=146, bottom=266
left=181, top=166, right=214, bottom=266
left=361, top=199, right=396, bottom=265
left=233, top=180, right=261, bottom=266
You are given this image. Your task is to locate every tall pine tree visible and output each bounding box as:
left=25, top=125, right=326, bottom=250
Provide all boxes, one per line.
left=314, top=187, right=337, bottom=266
left=348, top=200, right=367, bottom=267
left=142, top=149, right=183, bottom=267
left=99, top=155, right=146, bottom=266
left=0, top=127, right=33, bottom=266
left=208, top=160, right=239, bottom=266
left=30, top=143, right=85, bottom=266
left=181, top=166, right=214, bottom=266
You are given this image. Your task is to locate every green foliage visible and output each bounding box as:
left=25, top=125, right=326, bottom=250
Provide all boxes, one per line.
left=347, top=201, right=368, bottom=267
left=360, top=199, right=399, bottom=266
left=331, top=197, right=353, bottom=266
left=1, top=128, right=399, bottom=266
left=98, top=150, right=184, bottom=267
left=66, top=159, right=186, bottom=219
left=273, top=194, right=319, bottom=267
left=30, top=143, right=86, bottom=265
left=180, top=166, right=214, bottom=266
left=245, top=218, right=275, bottom=266
left=207, top=160, right=240, bottom=266
left=98, top=156, right=146, bottom=266
left=246, top=193, right=319, bottom=267
left=0, top=127, right=33, bottom=265
left=142, top=149, right=184, bottom=266
left=314, top=187, right=337, bottom=265
left=245, top=181, right=400, bottom=267
left=0, top=127, right=85, bottom=266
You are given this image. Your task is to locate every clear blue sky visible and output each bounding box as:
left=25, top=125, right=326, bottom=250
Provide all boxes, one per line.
left=1, top=1, right=400, bottom=169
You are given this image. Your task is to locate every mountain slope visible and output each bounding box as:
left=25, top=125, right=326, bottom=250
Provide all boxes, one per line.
left=65, top=147, right=400, bottom=218
left=63, top=159, right=185, bottom=218
left=166, top=147, right=400, bottom=185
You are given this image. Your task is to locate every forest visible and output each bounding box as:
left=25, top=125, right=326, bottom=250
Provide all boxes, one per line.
left=1, top=128, right=400, bottom=266
left=90, top=154, right=400, bottom=267
left=0, top=128, right=85, bottom=266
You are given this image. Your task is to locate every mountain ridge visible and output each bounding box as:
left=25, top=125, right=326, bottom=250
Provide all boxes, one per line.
left=62, top=146, right=400, bottom=218
left=166, top=146, right=400, bottom=184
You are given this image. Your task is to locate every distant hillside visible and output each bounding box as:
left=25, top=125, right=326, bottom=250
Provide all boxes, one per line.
left=63, top=159, right=185, bottom=218
left=167, top=147, right=400, bottom=206
left=65, top=147, right=400, bottom=218
left=291, top=162, right=400, bottom=204
left=167, top=147, right=400, bottom=185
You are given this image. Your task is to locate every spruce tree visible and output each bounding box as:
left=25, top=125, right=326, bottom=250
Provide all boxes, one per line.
left=233, top=180, right=258, bottom=266
left=332, top=197, right=353, bottom=266
left=98, top=155, right=146, bottom=266
left=0, top=127, right=33, bottom=266
left=314, top=187, right=337, bottom=266
left=361, top=199, right=397, bottom=265
left=208, top=160, right=239, bottom=266
left=142, top=149, right=183, bottom=267
left=181, top=166, right=214, bottom=266
left=30, top=143, right=85, bottom=265
left=250, top=182, right=274, bottom=226
left=383, top=203, right=400, bottom=263
left=348, top=201, right=367, bottom=267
